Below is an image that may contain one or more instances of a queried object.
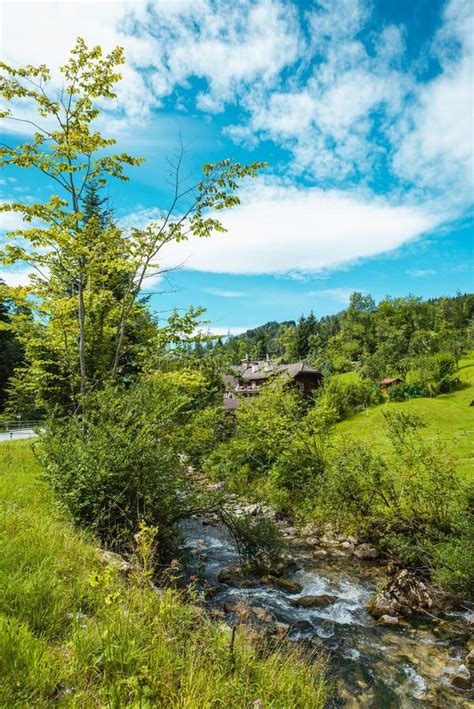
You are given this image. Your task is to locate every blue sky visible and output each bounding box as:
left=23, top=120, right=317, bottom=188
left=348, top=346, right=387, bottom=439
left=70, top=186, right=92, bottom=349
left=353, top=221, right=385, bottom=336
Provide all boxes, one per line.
left=0, top=0, right=473, bottom=334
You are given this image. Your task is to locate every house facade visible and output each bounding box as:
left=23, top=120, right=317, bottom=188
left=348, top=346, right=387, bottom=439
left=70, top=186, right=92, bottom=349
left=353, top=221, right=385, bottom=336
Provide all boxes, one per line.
left=223, top=358, right=323, bottom=410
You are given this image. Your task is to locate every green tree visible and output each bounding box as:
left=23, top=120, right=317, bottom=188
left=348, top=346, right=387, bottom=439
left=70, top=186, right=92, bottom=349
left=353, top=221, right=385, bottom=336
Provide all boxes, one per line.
left=0, top=39, right=263, bottom=417
left=0, top=281, right=24, bottom=412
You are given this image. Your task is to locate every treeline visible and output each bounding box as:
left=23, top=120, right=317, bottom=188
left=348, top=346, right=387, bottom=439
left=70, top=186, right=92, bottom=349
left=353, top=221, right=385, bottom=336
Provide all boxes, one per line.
left=210, top=292, right=474, bottom=382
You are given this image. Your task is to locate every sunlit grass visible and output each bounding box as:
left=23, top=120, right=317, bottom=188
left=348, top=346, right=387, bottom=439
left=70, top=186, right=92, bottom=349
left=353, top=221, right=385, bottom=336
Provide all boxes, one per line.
left=334, top=354, right=474, bottom=479
left=0, top=441, right=327, bottom=707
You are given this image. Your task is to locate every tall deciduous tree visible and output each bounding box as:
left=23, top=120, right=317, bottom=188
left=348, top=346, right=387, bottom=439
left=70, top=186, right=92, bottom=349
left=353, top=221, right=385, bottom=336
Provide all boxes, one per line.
left=0, top=38, right=263, bottom=417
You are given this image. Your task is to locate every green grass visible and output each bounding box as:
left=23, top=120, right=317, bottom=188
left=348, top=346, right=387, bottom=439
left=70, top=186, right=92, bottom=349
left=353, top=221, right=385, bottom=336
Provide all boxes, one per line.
left=334, top=354, right=474, bottom=479
left=0, top=440, right=327, bottom=707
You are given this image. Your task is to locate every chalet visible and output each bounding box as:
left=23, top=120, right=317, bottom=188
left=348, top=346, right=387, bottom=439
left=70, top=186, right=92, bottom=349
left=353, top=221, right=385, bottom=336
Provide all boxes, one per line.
left=379, top=377, right=403, bottom=395
left=223, top=358, right=323, bottom=410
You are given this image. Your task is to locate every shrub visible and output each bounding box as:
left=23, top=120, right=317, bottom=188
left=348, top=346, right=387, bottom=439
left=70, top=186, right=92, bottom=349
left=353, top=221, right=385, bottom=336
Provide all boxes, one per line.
left=39, top=377, right=194, bottom=551
left=322, top=411, right=470, bottom=580
left=221, top=511, right=285, bottom=569
left=387, top=383, right=429, bottom=401
left=315, top=377, right=383, bottom=421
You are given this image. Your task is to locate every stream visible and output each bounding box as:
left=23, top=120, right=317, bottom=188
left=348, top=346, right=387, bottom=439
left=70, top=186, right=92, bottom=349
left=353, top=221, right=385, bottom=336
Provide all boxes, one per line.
left=180, top=517, right=473, bottom=708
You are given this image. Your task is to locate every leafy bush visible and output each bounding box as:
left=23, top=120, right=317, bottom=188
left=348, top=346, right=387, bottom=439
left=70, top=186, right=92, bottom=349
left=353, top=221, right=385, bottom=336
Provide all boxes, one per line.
left=39, top=376, right=196, bottom=551
left=315, top=377, right=383, bottom=421
left=387, top=383, right=429, bottom=401
left=322, top=410, right=471, bottom=583
left=221, top=511, right=285, bottom=569
left=204, top=382, right=303, bottom=491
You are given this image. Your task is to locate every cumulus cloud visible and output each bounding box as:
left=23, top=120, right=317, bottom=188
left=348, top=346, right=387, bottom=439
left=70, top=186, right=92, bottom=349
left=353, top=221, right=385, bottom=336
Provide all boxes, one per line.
left=392, top=0, right=474, bottom=204
left=131, top=178, right=443, bottom=275
left=1, top=0, right=471, bottom=277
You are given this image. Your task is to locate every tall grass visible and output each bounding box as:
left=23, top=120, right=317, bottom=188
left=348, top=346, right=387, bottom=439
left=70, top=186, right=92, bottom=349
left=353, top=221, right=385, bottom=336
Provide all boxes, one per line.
left=0, top=441, right=327, bottom=707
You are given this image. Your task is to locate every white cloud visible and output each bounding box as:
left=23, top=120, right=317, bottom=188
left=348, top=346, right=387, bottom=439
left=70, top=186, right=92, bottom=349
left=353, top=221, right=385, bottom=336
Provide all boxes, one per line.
left=0, top=267, right=34, bottom=287
left=306, top=288, right=357, bottom=304
left=392, top=0, right=474, bottom=205
left=203, top=287, right=248, bottom=298
left=1, top=0, right=472, bottom=247
left=134, top=178, right=442, bottom=275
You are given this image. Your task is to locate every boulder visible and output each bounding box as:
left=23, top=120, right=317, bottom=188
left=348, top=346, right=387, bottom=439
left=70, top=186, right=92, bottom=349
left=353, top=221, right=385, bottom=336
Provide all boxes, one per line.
left=354, top=543, right=379, bottom=560
left=293, top=594, right=337, bottom=609
left=465, top=649, right=474, bottom=668
left=252, top=606, right=274, bottom=623
left=312, top=549, right=328, bottom=558
left=217, top=564, right=242, bottom=584
left=261, top=575, right=301, bottom=593
left=246, top=503, right=261, bottom=516
left=376, top=614, right=400, bottom=626
left=99, top=550, right=133, bottom=574
left=451, top=664, right=472, bottom=690
left=368, top=569, right=433, bottom=618
left=273, top=577, right=302, bottom=594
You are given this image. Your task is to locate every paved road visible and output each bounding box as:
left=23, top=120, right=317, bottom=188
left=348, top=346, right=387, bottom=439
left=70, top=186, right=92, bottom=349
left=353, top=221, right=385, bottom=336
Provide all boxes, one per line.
left=0, top=428, right=37, bottom=442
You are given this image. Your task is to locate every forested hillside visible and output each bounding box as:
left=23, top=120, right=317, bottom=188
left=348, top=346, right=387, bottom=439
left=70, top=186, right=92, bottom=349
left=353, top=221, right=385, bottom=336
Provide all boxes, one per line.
left=212, top=292, right=474, bottom=382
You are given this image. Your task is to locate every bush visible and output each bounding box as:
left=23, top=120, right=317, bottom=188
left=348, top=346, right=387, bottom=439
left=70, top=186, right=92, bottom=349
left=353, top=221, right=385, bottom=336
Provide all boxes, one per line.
left=321, top=411, right=471, bottom=582
left=221, top=511, right=285, bottom=569
left=39, top=377, right=195, bottom=551
left=315, top=377, right=383, bottom=421
left=387, top=383, right=429, bottom=401
left=204, top=382, right=303, bottom=491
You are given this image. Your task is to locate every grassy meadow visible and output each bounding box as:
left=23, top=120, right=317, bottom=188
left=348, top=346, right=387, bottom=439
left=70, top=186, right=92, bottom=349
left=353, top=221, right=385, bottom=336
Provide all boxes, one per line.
left=334, top=354, right=474, bottom=479
left=0, top=440, right=327, bottom=708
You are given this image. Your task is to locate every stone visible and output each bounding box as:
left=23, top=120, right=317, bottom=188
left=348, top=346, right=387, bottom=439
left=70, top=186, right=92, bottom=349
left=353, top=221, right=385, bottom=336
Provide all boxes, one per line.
left=306, top=536, right=321, bottom=546
left=354, top=543, right=379, bottom=560
left=340, top=541, right=353, bottom=550
left=246, top=503, right=260, bottom=516
left=320, top=535, right=340, bottom=547
left=252, top=606, right=274, bottom=623
left=207, top=481, right=225, bottom=491
left=377, top=614, right=400, bottom=626
left=261, top=575, right=301, bottom=593
left=451, top=664, right=472, bottom=690
left=465, top=649, right=474, bottom=668
left=312, top=549, right=328, bottom=558
left=273, top=577, right=302, bottom=594
left=217, top=564, right=242, bottom=584
left=292, top=594, right=338, bottom=609
left=273, top=621, right=290, bottom=638
left=368, top=569, right=433, bottom=618
left=347, top=535, right=358, bottom=545
left=99, top=550, right=133, bottom=574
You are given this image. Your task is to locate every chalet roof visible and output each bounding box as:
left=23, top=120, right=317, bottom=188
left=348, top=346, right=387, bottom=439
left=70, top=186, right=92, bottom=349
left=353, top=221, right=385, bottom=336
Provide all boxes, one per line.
left=230, top=360, right=322, bottom=383
left=380, top=377, right=403, bottom=385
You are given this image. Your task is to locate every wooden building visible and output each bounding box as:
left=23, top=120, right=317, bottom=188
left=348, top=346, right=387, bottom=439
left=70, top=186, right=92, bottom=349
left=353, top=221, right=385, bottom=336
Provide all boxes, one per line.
left=223, top=359, right=323, bottom=410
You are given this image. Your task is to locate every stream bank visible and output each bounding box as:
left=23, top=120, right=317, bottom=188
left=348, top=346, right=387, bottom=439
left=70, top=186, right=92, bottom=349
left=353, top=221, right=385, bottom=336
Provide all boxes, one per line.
left=180, top=506, right=473, bottom=708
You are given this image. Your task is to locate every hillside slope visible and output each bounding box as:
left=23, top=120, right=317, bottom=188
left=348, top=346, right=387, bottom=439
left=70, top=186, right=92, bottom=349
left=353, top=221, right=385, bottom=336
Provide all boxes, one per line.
left=334, top=355, right=474, bottom=479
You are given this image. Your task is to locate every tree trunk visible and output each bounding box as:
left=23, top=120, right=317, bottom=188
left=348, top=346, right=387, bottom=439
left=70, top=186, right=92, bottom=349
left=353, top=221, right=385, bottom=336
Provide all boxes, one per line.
left=78, top=276, right=87, bottom=418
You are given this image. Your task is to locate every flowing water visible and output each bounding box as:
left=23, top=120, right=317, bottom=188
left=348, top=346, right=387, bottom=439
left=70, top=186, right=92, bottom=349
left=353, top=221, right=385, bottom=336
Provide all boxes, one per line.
left=180, top=518, right=473, bottom=708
